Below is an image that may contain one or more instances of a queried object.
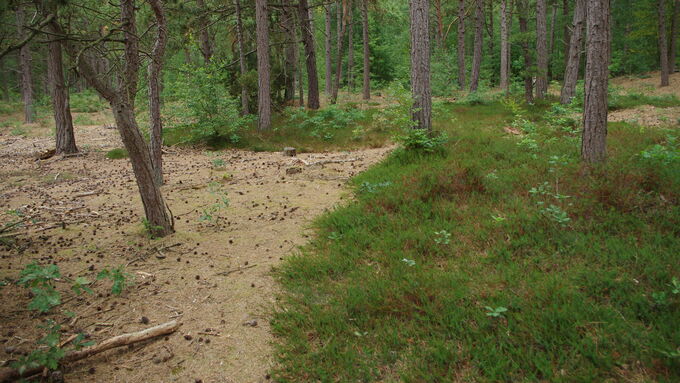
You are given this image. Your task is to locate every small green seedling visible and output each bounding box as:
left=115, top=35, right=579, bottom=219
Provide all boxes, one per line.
left=485, top=306, right=508, bottom=318
left=433, top=230, right=451, bottom=245
left=97, top=266, right=131, bottom=295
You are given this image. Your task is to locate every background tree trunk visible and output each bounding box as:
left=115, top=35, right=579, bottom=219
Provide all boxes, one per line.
left=563, top=0, right=570, bottom=64
left=470, top=0, right=484, bottom=92
left=282, top=0, right=297, bottom=102
left=255, top=0, right=272, bottom=130
left=362, top=0, right=370, bottom=99
left=196, top=0, right=213, bottom=64
left=332, top=1, right=347, bottom=104
left=47, top=18, right=77, bottom=155
left=500, top=0, right=510, bottom=93
left=148, top=0, right=167, bottom=185
left=536, top=0, right=548, bottom=98
left=435, top=0, right=444, bottom=49
left=410, top=0, right=432, bottom=131
left=548, top=1, right=558, bottom=80
left=15, top=6, right=34, bottom=124
left=298, top=0, right=320, bottom=109
left=348, top=1, right=354, bottom=91
left=659, top=0, right=670, bottom=86
left=325, top=5, right=333, bottom=96
left=670, top=0, right=678, bottom=73
left=518, top=1, right=533, bottom=103
left=560, top=0, right=585, bottom=104
left=457, top=0, right=466, bottom=89
left=235, top=0, right=249, bottom=114
left=582, top=0, right=610, bottom=163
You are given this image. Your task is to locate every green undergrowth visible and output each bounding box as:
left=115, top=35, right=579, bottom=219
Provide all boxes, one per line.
left=272, top=101, right=680, bottom=382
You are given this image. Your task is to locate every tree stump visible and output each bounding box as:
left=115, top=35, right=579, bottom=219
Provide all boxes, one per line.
left=283, top=147, right=297, bottom=157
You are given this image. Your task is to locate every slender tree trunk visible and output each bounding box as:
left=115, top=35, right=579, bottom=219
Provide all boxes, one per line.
left=659, top=0, right=670, bottom=86
left=332, top=0, right=347, bottom=104
left=348, top=1, right=355, bottom=91
left=282, top=0, right=297, bottom=102
left=410, top=0, right=432, bottom=131
left=47, top=18, right=77, bottom=155
left=563, top=0, right=570, bottom=65
left=235, top=0, right=250, bottom=114
left=470, top=0, right=484, bottom=92
left=255, top=0, right=272, bottom=130
left=148, top=0, right=167, bottom=185
left=582, top=0, right=610, bottom=163
left=435, top=0, right=445, bottom=49
left=560, top=0, right=585, bottom=104
left=325, top=5, right=333, bottom=96
left=457, top=0, right=466, bottom=89
left=362, top=0, right=370, bottom=99
left=518, top=1, right=533, bottom=103
left=670, top=0, right=678, bottom=73
left=487, top=0, right=494, bottom=56
left=298, top=0, right=320, bottom=109
left=298, top=38, right=305, bottom=106
left=16, top=6, right=34, bottom=124
left=548, top=1, right=558, bottom=80
left=500, top=0, right=510, bottom=93
left=196, top=0, right=213, bottom=64
left=536, top=0, right=548, bottom=98
left=0, top=60, right=8, bottom=101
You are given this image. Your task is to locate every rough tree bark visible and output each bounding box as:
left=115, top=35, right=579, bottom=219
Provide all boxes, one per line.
left=536, top=0, right=548, bottom=98
left=282, top=0, right=297, bottom=102
left=470, top=0, right=484, bottom=92
left=148, top=0, right=167, bottom=185
left=582, top=0, right=610, bottom=163
left=659, top=0, right=670, bottom=86
left=548, top=1, right=558, bottom=80
left=457, top=0, right=466, bottom=89
left=332, top=0, right=347, bottom=104
left=486, top=0, right=494, bottom=56
left=348, top=0, right=354, bottom=91
left=435, top=0, right=444, bottom=49
left=298, top=0, right=320, bottom=109
left=255, top=0, right=272, bottom=130
left=325, top=4, right=333, bottom=96
left=410, top=0, right=432, bottom=131
left=15, top=5, right=34, bottom=124
left=235, top=0, right=249, bottom=114
left=518, top=0, right=533, bottom=103
left=671, top=0, right=678, bottom=72
left=362, top=0, right=370, bottom=99
left=500, top=0, right=510, bottom=93
left=54, top=0, right=174, bottom=237
left=196, top=0, right=213, bottom=64
left=560, top=0, right=585, bottom=104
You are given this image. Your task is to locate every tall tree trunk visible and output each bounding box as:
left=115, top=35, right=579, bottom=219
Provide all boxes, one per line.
left=457, top=0, right=466, bottom=89
left=670, top=0, right=678, bottom=73
left=659, top=0, right=670, bottom=86
left=563, top=0, right=570, bottom=65
left=47, top=16, right=77, bottom=155
left=336, top=1, right=344, bottom=86
left=500, top=0, right=510, bottom=93
left=487, top=0, right=494, bottom=55
left=582, top=0, right=610, bottom=163
left=362, top=0, right=370, bottom=99
left=0, top=60, right=8, bottom=101
left=332, top=0, right=347, bottom=104
left=410, top=0, right=432, bottom=131
left=325, top=5, right=333, bottom=96
left=518, top=1, right=533, bottom=103
left=16, top=6, right=34, bottom=124
left=196, top=0, right=213, bottom=64
left=470, top=0, right=484, bottom=92
left=148, top=0, right=167, bottom=185
left=298, top=0, right=320, bottom=109
left=235, top=0, right=249, bottom=114
left=435, top=0, right=444, bottom=49
left=282, top=0, right=297, bottom=102
left=548, top=1, right=558, bottom=80
left=298, top=37, right=305, bottom=106
left=536, top=0, right=548, bottom=98
left=255, top=0, right=272, bottom=130
left=348, top=0, right=354, bottom=91
left=560, top=0, right=585, bottom=104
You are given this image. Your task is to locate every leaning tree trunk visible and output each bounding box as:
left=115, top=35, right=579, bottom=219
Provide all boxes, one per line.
left=255, top=0, right=272, bottom=130
left=410, top=0, right=432, bottom=132
left=560, top=0, right=585, bottom=104
left=332, top=1, right=347, bottom=104
left=470, top=0, right=484, bottom=92
left=536, top=0, right=548, bottom=98
left=582, top=0, right=610, bottom=164
left=659, top=0, right=670, bottom=86
left=325, top=5, right=333, bottom=96
left=15, top=6, right=34, bottom=124
left=47, top=20, right=77, bottom=155
left=234, top=0, right=249, bottom=114
left=457, top=0, right=466, bottom=90
left=298, top=0, right=320, bottom=109
left=500, top=0, right=510, bottom=93
left=518, top=1, right=533, bottom=103
left=348, top=0, right=355, bottom=91
left=196, top=0, right=213, bottom=64
left=362, top=0, right=370, bottom=99
left=282, top=0, right=297, bottom=102
left=435, top=0, right=445, bottom=49
left=148, top=0, right=167, bottom=185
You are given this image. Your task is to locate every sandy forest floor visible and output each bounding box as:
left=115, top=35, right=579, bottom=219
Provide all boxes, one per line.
left=0, top=112, right=391, bottom=382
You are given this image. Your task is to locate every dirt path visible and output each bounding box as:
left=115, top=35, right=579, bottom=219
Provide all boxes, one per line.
left=0, top=121, right=391, bottom=382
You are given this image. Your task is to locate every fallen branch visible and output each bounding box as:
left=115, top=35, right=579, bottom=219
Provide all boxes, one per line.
left=0, top=320, right=181, bottom=383
left=215, top=264, right=257, bottom=276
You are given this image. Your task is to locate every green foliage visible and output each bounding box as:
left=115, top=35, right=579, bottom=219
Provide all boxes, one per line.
left=373, top=83, right=417, bottom=132
left=141, top=218, right=165, bottom=239
left=485, top=306, right=508, bottom=318
left=69, top=90, right=108, bottom=113
left=608, top=89, right=680, bottom=110
left=18, top=263, right=61, bottom=313
left=199, top=182, right=230, bottom=223
left=106, top=148, right=129, bottom=159
left=285, top=104, right=368, bottom=141
left=394, top=129, right=448, bottom=153
left=97, top=266, right=131, bottom=296
left=639, top=135, right=679, bottom=166
left=12, top=321, right=65, bottom=374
